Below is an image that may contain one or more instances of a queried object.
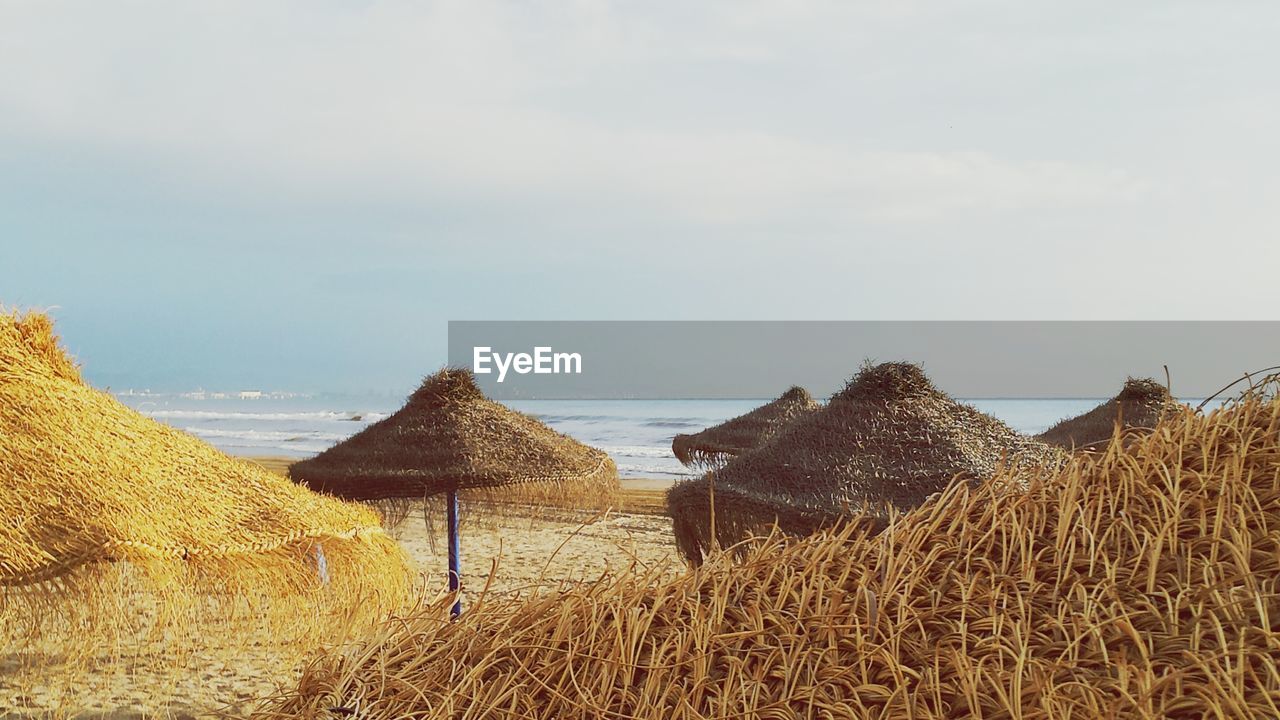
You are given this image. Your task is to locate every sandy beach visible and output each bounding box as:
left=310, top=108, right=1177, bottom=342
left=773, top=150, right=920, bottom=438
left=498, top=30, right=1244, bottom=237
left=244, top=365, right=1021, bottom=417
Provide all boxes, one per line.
left=0, top=458, right=681, bottom=718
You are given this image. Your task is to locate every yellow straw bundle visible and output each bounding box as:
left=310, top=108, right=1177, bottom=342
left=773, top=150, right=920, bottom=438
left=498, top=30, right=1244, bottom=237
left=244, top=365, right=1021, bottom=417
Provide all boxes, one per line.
left=0, top=311, right=413, bottom=695
left=257, top=385, right=1280, bottom=718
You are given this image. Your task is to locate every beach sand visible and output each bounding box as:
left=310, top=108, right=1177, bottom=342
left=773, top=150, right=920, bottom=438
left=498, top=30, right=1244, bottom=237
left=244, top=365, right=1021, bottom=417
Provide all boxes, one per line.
left=1, top=459, right=680, bottom=718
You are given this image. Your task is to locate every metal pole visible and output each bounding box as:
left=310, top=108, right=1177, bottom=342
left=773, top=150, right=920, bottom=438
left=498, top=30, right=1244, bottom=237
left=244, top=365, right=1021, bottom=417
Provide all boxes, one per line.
left=447, top=488, right=462, bottom=617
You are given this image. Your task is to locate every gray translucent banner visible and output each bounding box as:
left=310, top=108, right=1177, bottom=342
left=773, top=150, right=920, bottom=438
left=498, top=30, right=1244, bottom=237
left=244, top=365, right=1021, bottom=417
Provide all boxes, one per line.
left=447, top=321, right=1280, bottom=400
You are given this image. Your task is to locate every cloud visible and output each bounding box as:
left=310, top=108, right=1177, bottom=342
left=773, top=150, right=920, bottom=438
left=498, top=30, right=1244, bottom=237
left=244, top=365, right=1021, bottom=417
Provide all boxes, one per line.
left=0, top=1, right=1151, bottom=226
left=4, top=0, right=1279, bottom=328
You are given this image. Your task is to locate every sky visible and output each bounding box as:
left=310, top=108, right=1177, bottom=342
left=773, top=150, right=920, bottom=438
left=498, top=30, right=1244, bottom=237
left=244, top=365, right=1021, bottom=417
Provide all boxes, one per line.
left=2, top=1, right=1278, bottom=394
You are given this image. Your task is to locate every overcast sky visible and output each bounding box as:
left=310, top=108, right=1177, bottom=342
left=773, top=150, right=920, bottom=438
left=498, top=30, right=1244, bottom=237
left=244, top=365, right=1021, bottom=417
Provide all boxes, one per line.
left=2, top=1, right=1277, bottom=393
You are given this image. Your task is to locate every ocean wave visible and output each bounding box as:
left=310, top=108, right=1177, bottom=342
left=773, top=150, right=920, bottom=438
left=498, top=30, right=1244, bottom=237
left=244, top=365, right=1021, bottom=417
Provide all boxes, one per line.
left=614, top=462, right=695, bottom=478
left=597, top=445, right=678, bottom=459
left=183, top=427, right=350, bottom=443
left=128, top=398, right=1127, bottom=481
left=146, top=410, right=387, bottom=422
left=531, top=414, right=626, bottom=423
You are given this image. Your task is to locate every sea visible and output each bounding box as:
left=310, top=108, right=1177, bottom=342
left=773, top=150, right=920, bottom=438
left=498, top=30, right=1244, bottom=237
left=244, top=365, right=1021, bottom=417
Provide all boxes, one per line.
left=118, top=394, right=1213, bottom=479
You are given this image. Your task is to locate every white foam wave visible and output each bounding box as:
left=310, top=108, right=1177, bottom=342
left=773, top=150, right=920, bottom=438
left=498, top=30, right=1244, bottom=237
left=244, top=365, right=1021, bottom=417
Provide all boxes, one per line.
left=597, top=445, right=677, bottom=459
left=147, top=410, right=387, bottom=422
left=613, top=462, right=695, bottom=478
left=183, top=428, right=350, bottom=443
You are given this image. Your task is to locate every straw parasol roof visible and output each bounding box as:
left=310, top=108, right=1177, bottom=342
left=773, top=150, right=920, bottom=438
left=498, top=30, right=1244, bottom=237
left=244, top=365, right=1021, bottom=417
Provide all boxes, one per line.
left=667, top=362, right=1064, bottom=563
left=290, top=368, right=618, bottom=505
left=671, top=386, right=819, bottom=468
left=0, top=310, right=411, bottom=644
left=1038, top=377, right=1176, bottom=450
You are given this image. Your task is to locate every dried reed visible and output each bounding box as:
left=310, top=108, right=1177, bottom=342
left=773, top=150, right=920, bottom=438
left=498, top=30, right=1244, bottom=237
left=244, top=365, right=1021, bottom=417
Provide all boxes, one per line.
left=256, top=378, right=1280, bottom=719
left=0, top=310, right=414, bottom=710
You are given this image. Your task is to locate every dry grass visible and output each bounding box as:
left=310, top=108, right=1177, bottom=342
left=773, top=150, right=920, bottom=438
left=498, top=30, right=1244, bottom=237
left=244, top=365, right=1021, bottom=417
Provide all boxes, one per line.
left=289, top=368, right=621, bottom=508
left=0, top=310, right=414, bottom=711
left=254, top=381, right=1280, bottom=719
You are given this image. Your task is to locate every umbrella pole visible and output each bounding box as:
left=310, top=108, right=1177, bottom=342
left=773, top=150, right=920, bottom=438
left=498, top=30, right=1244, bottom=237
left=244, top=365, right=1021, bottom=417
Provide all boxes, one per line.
left=447, top=488, right=462, bottom=617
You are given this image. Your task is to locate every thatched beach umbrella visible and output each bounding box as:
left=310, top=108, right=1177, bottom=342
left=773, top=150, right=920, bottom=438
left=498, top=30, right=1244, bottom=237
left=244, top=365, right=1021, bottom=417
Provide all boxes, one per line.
left=0, top=310, right=411, bottom=656
left=290, top=368, right=619, bottom=612
left=667, top=362, right=1063, bottom=564
left=671, top=386, right=819, bottom=468
left=1038, top=377, right=1176, bottom=450
left=290, top=368, right=618, bottom=502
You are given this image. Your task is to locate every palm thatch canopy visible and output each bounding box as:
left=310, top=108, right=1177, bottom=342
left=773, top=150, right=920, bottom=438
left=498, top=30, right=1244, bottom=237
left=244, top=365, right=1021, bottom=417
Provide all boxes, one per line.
left=667, top=362, right=1064, bottom=563
left=290, top=368, right=618, bottom=502
left=671, top=386, right=819, bottom=468
left=1038, top=378, right=1176, bottom=450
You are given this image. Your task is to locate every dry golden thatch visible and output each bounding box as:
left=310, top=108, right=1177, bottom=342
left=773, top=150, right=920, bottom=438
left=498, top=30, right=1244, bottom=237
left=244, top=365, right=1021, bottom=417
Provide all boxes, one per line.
left=290, top=368, right=619, bottom=511
left=253, top=382, right=1280, bottom=720
left=1038, top=376, right=1178, bottom=450
left=671, top=386, right=819, bottom=468
left=0, top=310, right=412, bottom=663
left=668, top=362, right=1063, bottom=563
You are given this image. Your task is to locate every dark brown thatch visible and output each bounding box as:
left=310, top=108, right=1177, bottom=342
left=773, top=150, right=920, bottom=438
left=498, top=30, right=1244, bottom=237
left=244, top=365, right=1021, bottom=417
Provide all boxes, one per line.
left=1037, top=377, right=1177, bottom=451
left=667, top=362, right=1064, bottom=564
left=671, top=386, right=819, bottom=468
left=290, top=368, right=618, bottom=504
